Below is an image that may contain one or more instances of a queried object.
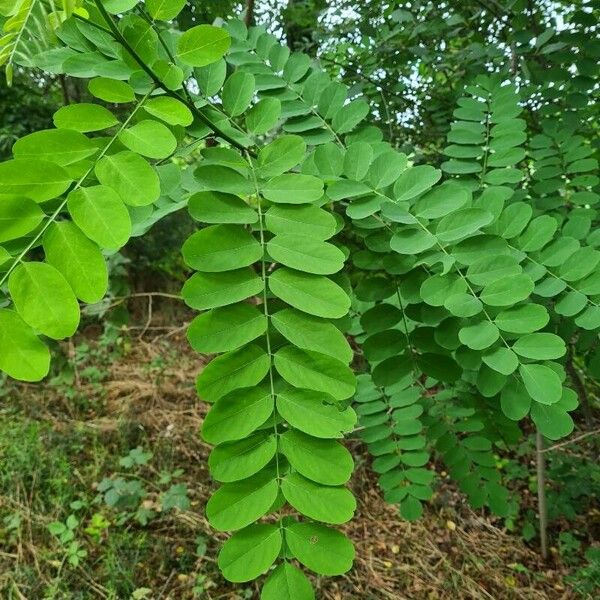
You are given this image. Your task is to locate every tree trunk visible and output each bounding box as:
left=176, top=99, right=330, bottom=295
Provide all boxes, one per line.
left=244, top=0, right=255, bottom=27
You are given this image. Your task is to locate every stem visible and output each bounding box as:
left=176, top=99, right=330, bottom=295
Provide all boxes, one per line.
left=245, top=151, right=285, bottom=540
left=540, top=428, right=600, bottom=453
left=244, top=0, right=255, bottom=27
left=566, top=346, right=593, bottom=428
left=535, top=430, right=548, bottom=560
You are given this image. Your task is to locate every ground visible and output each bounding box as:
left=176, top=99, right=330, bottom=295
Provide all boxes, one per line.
left=0, top=306, right=596, bottom=599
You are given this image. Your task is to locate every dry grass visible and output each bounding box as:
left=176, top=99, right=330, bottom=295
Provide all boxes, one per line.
left=1, top=331, right=585, bottom=599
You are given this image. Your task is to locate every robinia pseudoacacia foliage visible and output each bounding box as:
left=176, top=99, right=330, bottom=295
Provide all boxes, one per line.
left=0, top=0, right=596, bottom=597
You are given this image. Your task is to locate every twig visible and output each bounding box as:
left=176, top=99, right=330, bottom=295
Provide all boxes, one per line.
left=566, top=346, right=594, bottom=428
left=244, top=0, right=255, bottom=27
left=84, top=291, right=183, bottom=313
left=138, top=294, right=153, bottom=339
left=540, top=428, right=600, bottom=453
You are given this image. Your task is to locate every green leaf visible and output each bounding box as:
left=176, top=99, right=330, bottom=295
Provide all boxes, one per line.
left=283, top=52, right=311, bottom=82
left=67, top=185, right=131, bottom=250
left=195, top=59, right=227, bottom=96
left=196, top=344, right=271, bottom=402
left=285, top=522, right=354, bottom=576
left=493, top=202, right=532, bottom=239
left=459, top=321, right=499, bottom=350
left=201, top=385, right=273, bottom=444
left=313, top=143, right=344, bottom=178
left=195, top=165, right=254, bottom=196
left=327, top=179, right=371, bottom=201
left=269, top=268, right=350, bottom=319
left=0, top=248, right=11, bottom=268
left=222, top=71, right=256, bottom=116
left=343, top=142, right=373, bottom=180
left=95, top=151, right=160, bottom=207
left=282, top=472, right=355, bottom=524
left=145, top=0, right=186, bottom=20
left=519, top=364, right=562, bottom=405
left=262, top=174, right=323, bottom=204
left=271, top=308, right=352, bottom=363
left=118, top=120, right=177, bottom=159
left=182, top=224, right=263, bottom=272
left=279, top=430, right=353, bottom=485
left=367, top=151, right=407, bottom=189
left=436, top=208, right=494, bottom=242
left=246, top=97, right=281, bottom=134
left=88, top=77, right=135, bottom=103
left=494, top=304, right=549, bottom=333
left=207, top=468, right=279, bottom=531
left=372, top=354, right=412, bottom=386
left=188, top=191, right=257, bottom=224
left=554, top=291, right=587, bottom=317
left=276, top=388, right=356, bottom=438
left=144, top=96, right=193, bottom=126
left=13, top=129, right=98, bottom=167
left=177, top=25, right=231, bottom=67
left=575, top=306, right=600, bottom=330
left=209, top=432, right=277, bottom=482
left=258, top=135, right=306, bottom=178
left=43, top=222, right=108, bottom=304
left=559, top=247, right=600, bottom=282
left=482, top=347, right=518, bottom=375
left=187, top=304, right=267, bottom=354
left=0, top=159, right=72, bottom=203
left=274, top=346, right=355, bottom=401
left=360, top=303, right=402, bottom=333
left=265, top=205, right=336, bottom=239
left=317, top=82, right=346, bottom=119
left=414, top=182, right=470, bottom=218
left=261, top=562, right=315, bottom=600
left=417, top=353, right=461, bottom=382
left=530, top=403, right=574, bottom=440
left=8, top=262, right=80, bottom=340
left=517, top=215, right=557, bottom=252
left=0, top=309, right=50, bottom=382
left=331, top=98, right=369, bottom=134
left=154, top=61, right=185, bottom=90
left=0, top=196, right=44, bottom=243
left=480, top=274, right=534, bottom=307
left=390, top=227, right=436, bottom=254
left=444, top=293, right=483, bottom=318
left=393, top=166, right=442, bottom=202
left=400, top=496, right=423, bottom=521
left=500, top=379, right=531, bottom=420
left=53, top=103, right=119, bottom=132
left=466, top=255, right=522, bottom=286
left=103, top=0, right=138, bottom=14
left=267, top=235, right=344, bottom=275
left=218, top=524, right=281, bottom=583
left=182, top=269, right=263, bottom=310
left=420, top=274, right=466, bottom=307
left=512, top=333, right=566, bottom=360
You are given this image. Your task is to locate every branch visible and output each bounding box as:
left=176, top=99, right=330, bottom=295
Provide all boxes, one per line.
left=244, top=0, right=255, bottom=27
left=540, top=428, right=600, bottom=454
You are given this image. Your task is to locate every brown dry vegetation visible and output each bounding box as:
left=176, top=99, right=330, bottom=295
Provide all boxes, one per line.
left=1, top=321, right=589, bottom=600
